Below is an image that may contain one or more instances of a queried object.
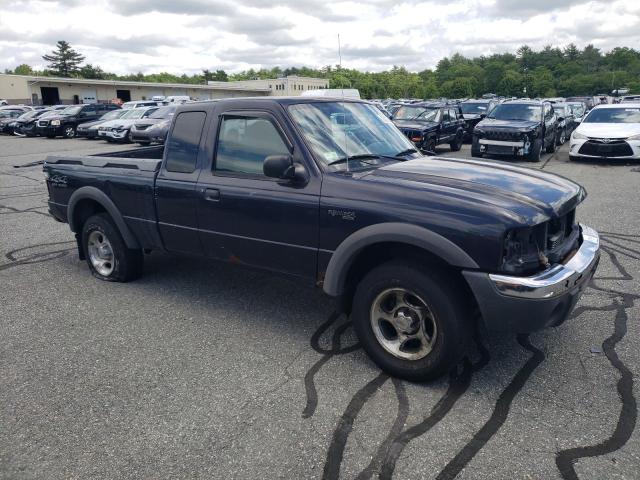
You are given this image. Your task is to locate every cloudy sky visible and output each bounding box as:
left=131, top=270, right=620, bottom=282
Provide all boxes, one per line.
left=1, top=0, right=639, bottom=75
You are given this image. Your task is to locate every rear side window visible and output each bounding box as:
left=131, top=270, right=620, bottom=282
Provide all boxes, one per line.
left=215, top=116, right=289, bottom=176
left=165, top=111, right=206, bottom=173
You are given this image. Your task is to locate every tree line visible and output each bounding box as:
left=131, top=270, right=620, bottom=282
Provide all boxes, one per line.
left=5, top=41, right=640, bottom=99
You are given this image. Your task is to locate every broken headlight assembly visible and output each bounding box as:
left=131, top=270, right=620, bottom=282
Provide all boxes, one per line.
left=501, top=224, right=548, bottom=275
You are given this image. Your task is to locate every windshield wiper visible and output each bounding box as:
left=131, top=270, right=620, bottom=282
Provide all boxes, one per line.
left=394, top=148, right=418, bottom=158
left=327, top=154, right=380, bottom=166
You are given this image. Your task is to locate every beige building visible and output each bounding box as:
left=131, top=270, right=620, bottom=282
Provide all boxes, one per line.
left=208, top=75, right=329, bottom=96
left=0, top=73, right=271, bottom=105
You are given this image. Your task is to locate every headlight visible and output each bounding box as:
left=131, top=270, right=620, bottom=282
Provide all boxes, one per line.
left=474, top=129, right=484, bottom=136
left=50, top=119, right=60, bottom=126
left=501, top=226, right=547, bottom=274
left=627, top=133, right=640, bottom=141
left=571, top=131, right=587, bottom=140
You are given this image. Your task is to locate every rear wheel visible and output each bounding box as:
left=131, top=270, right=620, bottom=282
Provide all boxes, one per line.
left=81, top=213, right=143, bottom=282
left=351, top=261, right=470, bottom=381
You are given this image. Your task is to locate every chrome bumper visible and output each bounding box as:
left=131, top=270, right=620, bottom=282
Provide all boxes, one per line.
left=488, top=224, right=600, bottom=299
left=479, top=139, right=524, bottom=147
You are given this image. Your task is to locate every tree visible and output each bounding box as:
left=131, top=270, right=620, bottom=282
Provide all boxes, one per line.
left=79, top=64, right=105, bottom=79
left=42, top=41, right=85, bottom=77
left=14, top=64, right=34, bottom=75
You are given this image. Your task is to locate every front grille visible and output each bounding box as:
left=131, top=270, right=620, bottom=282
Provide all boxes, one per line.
left=37, top=120, right=48, bottom=127
left=482, top=130, right=523, bottom=141
left=401, top=129, right=423, bottom=142
left=578, top=139, right=633, bottom=157
left=544, top=209, right=578, bottom=263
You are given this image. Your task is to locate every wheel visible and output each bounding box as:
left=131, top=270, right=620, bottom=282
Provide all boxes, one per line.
left=556, top=128, right=566, bottom=146
left=449, top=132, right=463, bottom=151
left=423, top=137, right=436, bottom=154
left=81, top=213, right=143, bottom=282
left=63, top=126, right=76, bottom=138
left=527, top=139, right=542, bottom=162
left=351, top=261, right=470, bottom=382
left=545, top=131, right=556, bottom=154
left=127, top=130, right=133, bottom=143
left=471, top=137, right=483, bottom=157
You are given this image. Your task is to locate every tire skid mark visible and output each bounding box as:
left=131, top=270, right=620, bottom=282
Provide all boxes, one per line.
left=0, top=202, right=51, bottom=218
left=303, top=311, right=360, bottom=418
left=322, top=372, right=389, bottom=480
left=0, top=241, right=75, bottom=272
left=596, top=246, right=632, bottom=281
left=434, top=334, right=545, bottom=480
left=555, top=282, right=638, bottom=480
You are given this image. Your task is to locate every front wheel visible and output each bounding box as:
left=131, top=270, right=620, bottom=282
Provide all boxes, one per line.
left=545, top=131, right=557, bottom=154
left=81, top=213, right=143, bottom=282
left=63, top=126, right=76, bottom=138
left=527, top=139, right=542, bottom=162
left=351, top=261, right=470, bottom=381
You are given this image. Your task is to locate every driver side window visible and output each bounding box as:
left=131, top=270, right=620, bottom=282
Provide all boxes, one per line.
left=215, top=116, right=290, bottom=176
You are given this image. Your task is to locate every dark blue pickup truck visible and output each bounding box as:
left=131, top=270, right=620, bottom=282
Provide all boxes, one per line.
left=44, top=97, right=600, bottom=381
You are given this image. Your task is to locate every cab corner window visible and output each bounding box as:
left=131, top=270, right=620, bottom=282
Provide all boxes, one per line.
left=165, top=111, right=206, bottom=173
left=215, top=116, right=289, bottom=176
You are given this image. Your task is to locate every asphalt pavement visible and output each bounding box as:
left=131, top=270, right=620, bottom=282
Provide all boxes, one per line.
left=1, top=135, right=639, bottom=479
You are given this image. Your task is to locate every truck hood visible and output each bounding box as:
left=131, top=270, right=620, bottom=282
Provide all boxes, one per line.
left=364, top=156, right=584, bottom=223
left=477, top=118, right=539, bottom=132
left=574, top=122, right=640, bottom=138
left=393, top=120, right=438, bottom=132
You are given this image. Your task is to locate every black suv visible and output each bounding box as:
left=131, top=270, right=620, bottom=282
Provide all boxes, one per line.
left=472, top=100, right=558, bottom=162
left=36, top=103, right=121, bottom=138
left=460, top=99, right=498, bottom=140
left=392, top=103, right=466, bottom=152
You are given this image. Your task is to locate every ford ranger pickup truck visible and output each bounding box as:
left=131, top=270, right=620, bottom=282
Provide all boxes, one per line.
left=44, top=97, right=600, bottom=381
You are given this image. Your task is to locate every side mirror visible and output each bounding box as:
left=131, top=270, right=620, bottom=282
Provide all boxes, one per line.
left=479, top=113, right=487, bottom=119
left=264, top=154, right=304, bottom=182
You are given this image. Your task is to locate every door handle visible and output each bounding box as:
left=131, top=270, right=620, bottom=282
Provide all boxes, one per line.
left=203, top=188, right=220, bottom=201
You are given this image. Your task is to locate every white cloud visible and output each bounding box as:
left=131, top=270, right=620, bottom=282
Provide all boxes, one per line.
left=0, top=0, right=638, bottom=74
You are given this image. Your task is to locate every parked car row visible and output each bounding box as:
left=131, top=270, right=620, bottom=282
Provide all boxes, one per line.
left=0, top=102, right=176, bottom=145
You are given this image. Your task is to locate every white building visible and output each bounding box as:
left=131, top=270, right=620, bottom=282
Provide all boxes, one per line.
left=208, top=75, right=329, bottom=96
left=0, top=73, right=271, bottom=105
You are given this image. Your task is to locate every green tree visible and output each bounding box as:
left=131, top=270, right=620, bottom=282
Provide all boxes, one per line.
left=14, top=64, right=34, bottom=75
left=42, top=40, right=85, bottom=77
left=78, top=64, right=105, bottom=79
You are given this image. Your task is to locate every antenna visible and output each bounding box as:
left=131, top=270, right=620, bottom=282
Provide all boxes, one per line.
left=338, top=33, right=349, bottom=172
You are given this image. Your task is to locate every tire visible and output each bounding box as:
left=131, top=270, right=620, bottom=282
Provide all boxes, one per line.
left=127, top=130, right=133, bottom=143
left=81, top=213, right=143, bottom=282
left=556, top=128, right=566, bottom=146
left=545, top=132, right=556, bottom=154
left=527, top=139, right=542, bottom=162
left=351, top=261, right=470, bottom=382
left=63, top=126, right=76, bottom=138
left=449, top=131, right=463, bottom=151
left=423, top=137, right=436, bottom=154
left=471, top=137, right=483, bottom=157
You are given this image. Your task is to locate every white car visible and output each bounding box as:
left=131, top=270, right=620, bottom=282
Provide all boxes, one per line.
left=569, top=104, right=640, bottom=161
left=121, top=100, right=159, bottom=109
left=97, top=106, right=158, bottom=142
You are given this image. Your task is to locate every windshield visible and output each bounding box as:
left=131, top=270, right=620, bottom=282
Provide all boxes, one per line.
left=554, top=106, right=567, bottom=115
left=0, top=110, right=21, bottom=118
left=122, top=108, right=149, bottom=119
left=460, top=103, right=489, bottom=114
left=100, top=110, right=125, bottom=120
left=393, top=106, right=439, bottom=122
left=61, top=106, right=82, bottom=115
left=148, top=106, right=176, bottom=119
left=583, top=107, right=640, bottom=123
left=568, top=104, right=584, bottom=117
left=288, top=101, right=416, bottom=170
left=18, top=110, right=38, bottom=120
left=488, top=104, right=541, bottom=121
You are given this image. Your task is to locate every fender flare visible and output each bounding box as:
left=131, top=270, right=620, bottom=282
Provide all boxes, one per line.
left=67, top=186, right=140, bottom=249
left=322, top=223, right=479, bottom=297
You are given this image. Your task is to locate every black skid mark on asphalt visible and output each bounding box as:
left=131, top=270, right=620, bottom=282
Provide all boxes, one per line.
left=434, top=334, right=545, bottom=480
left=0, top=241, right=75, bottom=272
left=322, top=372, right=389, bottom=480
left=0, top=202, right=51, bottom=218
left=12, top=159, right=45, bottom=168
left=302, top=311, right=360, bottom=418
left=555, top=282, right=638, bottom=480
left=353, top=336, right=491, bottom=480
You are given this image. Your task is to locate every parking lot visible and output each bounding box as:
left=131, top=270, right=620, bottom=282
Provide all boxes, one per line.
left=1, top=135, right=639, bottom=479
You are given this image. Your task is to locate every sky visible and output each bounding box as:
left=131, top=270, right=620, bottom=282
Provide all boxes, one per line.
left=0, top=0, right=639, bottom=75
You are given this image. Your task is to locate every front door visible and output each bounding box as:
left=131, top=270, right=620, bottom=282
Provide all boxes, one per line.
left=196, top=110, right=320, bottom=279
